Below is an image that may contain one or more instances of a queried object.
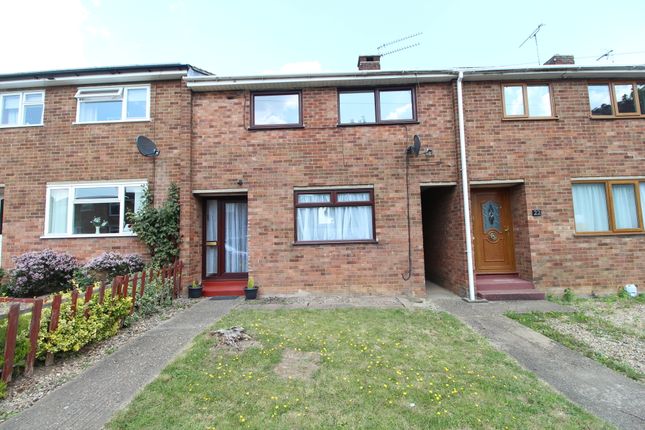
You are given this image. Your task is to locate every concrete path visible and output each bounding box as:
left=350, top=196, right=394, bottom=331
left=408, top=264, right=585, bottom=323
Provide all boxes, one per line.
left=428, top=285, right=645, bottom=430
left=1, top=297, right=241, bottom=430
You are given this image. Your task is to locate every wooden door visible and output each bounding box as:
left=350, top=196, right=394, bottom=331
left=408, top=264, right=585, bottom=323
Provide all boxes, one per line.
left=472, top=189, right=516, bottom=273
left=203, top=198, right=248, bottom=279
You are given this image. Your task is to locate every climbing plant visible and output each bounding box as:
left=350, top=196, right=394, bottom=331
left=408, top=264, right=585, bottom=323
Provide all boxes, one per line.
left=128, top=183, right=181, bottom=266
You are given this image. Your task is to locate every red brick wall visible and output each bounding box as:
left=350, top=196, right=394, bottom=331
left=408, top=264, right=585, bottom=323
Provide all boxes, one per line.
left=463, top=80, right=644, bottom=294
left=509, top=184, right=532, bottom=281
left=0, top=80, right=193, bottom=268
left=190, top=84, right=460, bottom=296
left=421, top=186, right=467, bottom=294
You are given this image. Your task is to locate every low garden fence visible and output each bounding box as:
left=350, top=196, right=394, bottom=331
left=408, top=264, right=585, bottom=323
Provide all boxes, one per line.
left=0, top=260, right=183, bottom=383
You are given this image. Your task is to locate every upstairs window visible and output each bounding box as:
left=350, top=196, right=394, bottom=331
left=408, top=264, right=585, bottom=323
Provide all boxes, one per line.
left=45, top=181, right=145, bottom=237
left=75, top=85, right=149, bottom=123
left=588, top=82, right=645, bottom=117
left=338, top=88, right=415, bottom=125
left=0, top=91, right=44, bottom=127
left=502, top=84, right=553, bottom=118
left=572, top=180, right=644, bottom=234
left=251, top=92, right=302, bottom=128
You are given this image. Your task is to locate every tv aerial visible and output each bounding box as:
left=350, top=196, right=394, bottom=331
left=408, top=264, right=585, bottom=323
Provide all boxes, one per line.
left=596, top=50, right=614, bottom=62
left=377, top=32, right=422, bottom=57
left=519, top=24, right=545, bottom=65
left=136, top=135, right=160, bottom=157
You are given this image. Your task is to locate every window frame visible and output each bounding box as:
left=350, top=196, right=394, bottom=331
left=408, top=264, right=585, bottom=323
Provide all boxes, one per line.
left=501, top=83, right=556, bottom=120
left=337, top=87, right=417, bottom=126
left=572, top=179, right=645, bottom=235
left=293, top=188, right=377, bottom=245
left=249, top=90, right=303, bottom=129
left=0, top=90, right=45, bottom=128
left=588, top=81, right=645, bottom=118
left=74, top=84, right=151, bottom=124
left=43, top=180, right=146, bottom=238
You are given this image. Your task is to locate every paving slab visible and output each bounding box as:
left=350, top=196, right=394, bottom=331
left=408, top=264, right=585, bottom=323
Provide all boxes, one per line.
left=428, top=286, right=645, bottom=430
left=1, top=298, right=241, bottom=430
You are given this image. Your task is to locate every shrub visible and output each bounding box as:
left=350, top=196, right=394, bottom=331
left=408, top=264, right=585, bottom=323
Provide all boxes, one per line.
left=38, top=292, right=132, bottom=356
left=8, top=249, right=79, bottom=297
left=126, top=277, right=173, bottom=324
left=84, top=252, right=145, bottom=282
left=127, top=183, right=181, bottom=266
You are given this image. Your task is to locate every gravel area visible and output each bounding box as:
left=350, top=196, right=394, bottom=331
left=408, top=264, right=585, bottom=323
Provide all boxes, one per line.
left=0, top=297, right=197, bottom=421
left=550, top=317, right=645, bottom=376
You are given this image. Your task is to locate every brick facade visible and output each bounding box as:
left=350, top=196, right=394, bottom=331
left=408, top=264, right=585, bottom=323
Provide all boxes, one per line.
left=0, top=79, right=193, bottom=269
left=1, top=64, right=643, bottom=297
left=463, top=80, right=644, bottom=294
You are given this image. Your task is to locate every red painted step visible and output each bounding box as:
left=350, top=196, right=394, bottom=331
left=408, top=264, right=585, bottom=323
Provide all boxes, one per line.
left=476, top=274, right=544, bottom=301
left=202, top=280, right=245, bottom=297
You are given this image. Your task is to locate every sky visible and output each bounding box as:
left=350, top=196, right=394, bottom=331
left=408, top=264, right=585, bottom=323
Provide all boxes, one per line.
left=1, top=0, right=644, bottom=76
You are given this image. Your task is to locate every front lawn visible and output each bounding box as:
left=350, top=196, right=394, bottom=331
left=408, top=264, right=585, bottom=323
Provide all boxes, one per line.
left=508, top=292, right=644, bottom=382
left=108, top=308, right=607, bottom=429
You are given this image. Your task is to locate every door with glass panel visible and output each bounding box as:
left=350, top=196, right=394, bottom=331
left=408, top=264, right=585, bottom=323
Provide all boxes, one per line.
left=203, top=199, right=248, bottom=278
left=472, top=189, right=516, bottom=273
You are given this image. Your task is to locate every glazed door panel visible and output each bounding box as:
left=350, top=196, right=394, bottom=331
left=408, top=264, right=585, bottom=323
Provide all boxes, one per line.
left=203, top=198, right=248, bottom=279
left=472, top=189, right=516, bottom=273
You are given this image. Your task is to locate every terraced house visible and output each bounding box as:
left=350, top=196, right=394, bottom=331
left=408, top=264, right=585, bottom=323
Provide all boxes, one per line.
left=0, top=55, right=643, bottom=299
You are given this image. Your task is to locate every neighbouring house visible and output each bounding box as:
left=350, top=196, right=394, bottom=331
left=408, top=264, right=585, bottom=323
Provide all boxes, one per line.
left=1, top=56, right=643, bottom=299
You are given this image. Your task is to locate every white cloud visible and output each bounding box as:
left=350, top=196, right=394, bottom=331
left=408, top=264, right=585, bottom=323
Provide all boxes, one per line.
left=385, top=103, right=412, bottom=120
left=0, top=0, right=89, bottom=73
left=263, top=61, right=323, bottom=75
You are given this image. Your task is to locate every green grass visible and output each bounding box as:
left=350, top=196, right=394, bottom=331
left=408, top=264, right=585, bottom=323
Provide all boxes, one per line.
left=508, top=292, right=644, bottom=382
left=108, top=309, right=608, bottom=429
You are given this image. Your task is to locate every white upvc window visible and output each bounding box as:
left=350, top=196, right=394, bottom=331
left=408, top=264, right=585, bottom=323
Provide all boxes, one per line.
left=0, top=91, right=45, bottom=127
left=44, top=181, right=146, bottom=238
left=75, top=85, right=150, bottom=123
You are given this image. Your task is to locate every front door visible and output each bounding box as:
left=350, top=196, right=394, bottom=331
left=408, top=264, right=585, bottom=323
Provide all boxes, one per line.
left=203, top=198, right=248, bottom=279
left=472, top=189, right=515, bottom=273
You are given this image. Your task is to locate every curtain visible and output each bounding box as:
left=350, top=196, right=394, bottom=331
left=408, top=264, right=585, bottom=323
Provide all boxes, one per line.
left=641, top=183, right=645, bottom=223
left=48, top=189, right=69, bottom=234
left=205, top=200, right=218, bottom=276
left=612, top=184, right=638, bottom=229
left=225, top=202, right=248, bottom=273
left=297, top=192, right=373, bottom=241
left=572, top=184, right=609, bottom=232
left=1, top=95, right=19, bottom=125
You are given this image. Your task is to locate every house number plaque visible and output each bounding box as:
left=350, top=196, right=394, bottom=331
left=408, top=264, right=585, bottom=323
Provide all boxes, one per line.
left=532, top=209, right=542, bottom=217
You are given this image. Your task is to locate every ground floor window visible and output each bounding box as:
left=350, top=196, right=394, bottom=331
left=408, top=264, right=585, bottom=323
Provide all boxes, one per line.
left=45, top=181, right=145, bottom=237
left=294, top=188, right=375, bottom=243
left=572, top=180, right=644, bottom=233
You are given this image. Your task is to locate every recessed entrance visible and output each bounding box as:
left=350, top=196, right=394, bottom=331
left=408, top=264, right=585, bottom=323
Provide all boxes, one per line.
left=472, top=188, right=516, bottom=273
left=203, top=197, right=248, bottom=280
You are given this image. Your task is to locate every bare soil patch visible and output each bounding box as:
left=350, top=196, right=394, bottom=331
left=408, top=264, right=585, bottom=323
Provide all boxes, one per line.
left=273, top=348, right=320, bottom=381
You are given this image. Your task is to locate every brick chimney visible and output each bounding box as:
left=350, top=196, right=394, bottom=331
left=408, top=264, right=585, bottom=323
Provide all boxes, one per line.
left=544, top=54, right=575, bottom=65
left=357, top=55, right=381, bottom=71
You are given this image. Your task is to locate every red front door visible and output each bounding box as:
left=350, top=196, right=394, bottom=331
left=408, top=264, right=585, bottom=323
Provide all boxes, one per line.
left=203, top=198, right=248, bottom=279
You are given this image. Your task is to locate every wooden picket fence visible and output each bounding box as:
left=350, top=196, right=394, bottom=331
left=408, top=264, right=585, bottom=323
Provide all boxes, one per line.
left=0, top=261, right=183, bottom=383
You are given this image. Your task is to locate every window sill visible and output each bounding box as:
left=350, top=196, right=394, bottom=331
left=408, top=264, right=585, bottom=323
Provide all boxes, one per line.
left=41, top=233, right=137, bottom=239
left=248, top=124, right=304, bottom=131
left=337, top=120, right=419, bottom=127
left=501, top=116, right=559, bottom=121
left=72, top=119, right=150, bottom=125
left=0, top=123, right=44, bottom=129
left=293, top=239, right=378, bottom=246
left=573, top=231, right=645, bottom=237
left=589, top=115, right=645, bottom=120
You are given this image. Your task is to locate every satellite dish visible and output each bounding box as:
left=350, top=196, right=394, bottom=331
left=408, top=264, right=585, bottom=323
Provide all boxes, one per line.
left=136, top=135, right=160, bottom=157
left=407, top=135, right=421, bottom=156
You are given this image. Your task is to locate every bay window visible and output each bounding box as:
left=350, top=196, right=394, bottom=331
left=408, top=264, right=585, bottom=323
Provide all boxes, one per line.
left=572, top=180, right=644, bottom=234
left=294, top=189, right=375, bottom=243
left=75, top=85, right=150, bottom=123
left=45, top=182, right=145, bottom=237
